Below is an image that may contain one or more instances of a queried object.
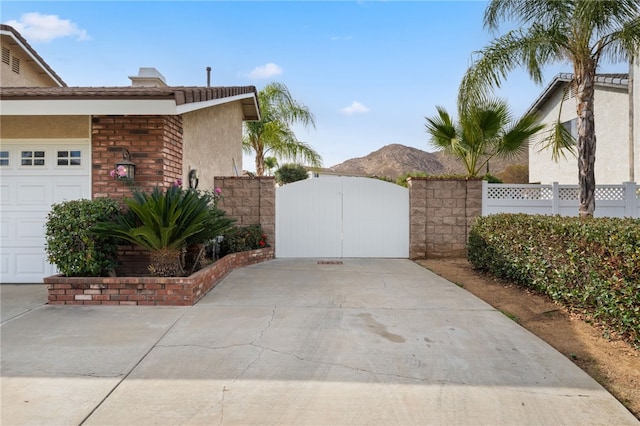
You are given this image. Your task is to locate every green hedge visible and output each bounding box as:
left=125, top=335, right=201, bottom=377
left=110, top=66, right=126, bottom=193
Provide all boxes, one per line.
left=468, top=214, right=640, bottom=347
left=45, top=198, right=121, bottom=277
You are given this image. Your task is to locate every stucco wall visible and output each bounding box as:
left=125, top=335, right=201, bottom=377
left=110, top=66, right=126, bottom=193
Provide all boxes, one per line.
left=182, top=102, right=244, bottom=190
left=0, top=116, right=90, bottom=139
left=1, top=35, right=58, bottom=87
left=529, top=83, right=631, bottom=184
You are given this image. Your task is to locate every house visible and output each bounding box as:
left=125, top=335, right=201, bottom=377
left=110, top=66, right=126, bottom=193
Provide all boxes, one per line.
left=0, top=24, right=260, bottom=283
left=527, top=61, right=639, bottom=184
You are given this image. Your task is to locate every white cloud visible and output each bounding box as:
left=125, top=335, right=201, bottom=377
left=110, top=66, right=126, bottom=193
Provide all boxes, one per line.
left=330, top=35, right=353, bottom=41
left=247, top=63, right=283, bottom=79
left=4, top=12, right=90, bottom=43
left=340, top=101, right=370, bottom=116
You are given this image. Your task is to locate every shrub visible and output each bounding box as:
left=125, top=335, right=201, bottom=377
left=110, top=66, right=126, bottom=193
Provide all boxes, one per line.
left=468, top=214, right=640, bottom=347
left=275, top=163, right=308, bottom=185
left=45, top=198, right=120, bottom=277
left=482, top=173, right=503, bottom=183
left=93, top=187, right=218, bottom=276
left=219, top=224, right=268, bottom=257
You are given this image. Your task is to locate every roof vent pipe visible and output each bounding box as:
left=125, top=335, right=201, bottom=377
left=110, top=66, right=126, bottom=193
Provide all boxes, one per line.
left=206, top=67, right=211, bottom=87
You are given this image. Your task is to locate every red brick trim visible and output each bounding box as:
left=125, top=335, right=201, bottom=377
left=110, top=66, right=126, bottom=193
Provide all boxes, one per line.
left=44, top=247, right=274, bottom=306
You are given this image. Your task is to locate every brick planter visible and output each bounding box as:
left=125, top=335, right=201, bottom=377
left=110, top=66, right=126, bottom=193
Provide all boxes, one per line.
left=44, top=247, right=274, bottom=306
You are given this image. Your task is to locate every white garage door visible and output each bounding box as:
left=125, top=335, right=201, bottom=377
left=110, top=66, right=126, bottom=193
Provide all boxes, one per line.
left=0, top=141, right=91, bottom=283
left=276, top=176, right=409, bottom=258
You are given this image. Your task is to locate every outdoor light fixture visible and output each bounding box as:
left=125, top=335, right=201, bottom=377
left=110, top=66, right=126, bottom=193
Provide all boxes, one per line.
left=115, top=148, right=135, bottom=181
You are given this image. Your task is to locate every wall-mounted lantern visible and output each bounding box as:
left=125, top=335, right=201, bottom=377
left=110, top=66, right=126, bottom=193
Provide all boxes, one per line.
left=114, top=148, right=135, bottom=181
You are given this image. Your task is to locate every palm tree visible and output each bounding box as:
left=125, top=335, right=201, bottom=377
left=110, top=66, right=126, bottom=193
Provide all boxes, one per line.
left=243, top=82, right=322, bottom=176
left=425, top=98, right=544, bottom=177
left=459, top=0, right=640, bottom=217
left=264, top=156, right=278, bottom=176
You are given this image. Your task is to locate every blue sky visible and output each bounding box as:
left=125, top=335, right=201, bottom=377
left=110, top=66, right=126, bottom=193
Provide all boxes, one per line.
left=2, top=1, right=629, bottom=171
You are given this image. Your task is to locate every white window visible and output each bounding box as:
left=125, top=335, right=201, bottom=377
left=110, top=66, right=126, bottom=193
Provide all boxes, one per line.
left=561, top=118, right=578, bottom=140
left=21, top=150, right=45, bottom=166
left=0, top=151, right=9, bottom=166
left=57, top=150, right=82, bottom=166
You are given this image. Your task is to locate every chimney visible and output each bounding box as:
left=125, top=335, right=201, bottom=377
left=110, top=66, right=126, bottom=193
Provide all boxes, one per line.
left=129, top=67, right=168, bottom=87
left=206, top=67, right=211, bottom=87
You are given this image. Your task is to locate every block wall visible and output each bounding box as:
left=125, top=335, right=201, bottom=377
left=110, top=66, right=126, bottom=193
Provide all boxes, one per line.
left=408, top=178, right=482, bottom=258
left=215, top=176, right=276, bottom=251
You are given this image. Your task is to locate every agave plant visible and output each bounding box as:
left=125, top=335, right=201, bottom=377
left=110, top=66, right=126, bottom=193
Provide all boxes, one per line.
left=93, top=187, right=217, bottom=277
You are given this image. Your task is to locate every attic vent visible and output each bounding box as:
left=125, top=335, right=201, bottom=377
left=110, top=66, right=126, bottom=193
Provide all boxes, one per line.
left=11, top=56, right=20, bottom=74
left=2, top=47, right=9, bottom=65
left=563, top=86, right=575, bottom=101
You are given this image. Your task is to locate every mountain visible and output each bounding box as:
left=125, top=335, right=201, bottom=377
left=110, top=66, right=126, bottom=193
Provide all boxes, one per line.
left=328, top=143, right=527, bottom=180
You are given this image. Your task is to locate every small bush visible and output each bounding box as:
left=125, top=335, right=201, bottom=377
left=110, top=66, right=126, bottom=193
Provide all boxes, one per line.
left=219, top=224, right=268, bottom=257
left=482, top=173, right=503, bottom=183
left=45, top=198, right=120, bottom=277
left=468, top=214, right=640, bottom=347
left=275, top=164, right=308, bottom=185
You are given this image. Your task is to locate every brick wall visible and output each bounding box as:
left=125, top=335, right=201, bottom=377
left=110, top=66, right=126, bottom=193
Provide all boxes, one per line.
left=91, top=115, right=183, bottom=199
left=215, top=176, right=276, bottom=251
left=45, top=247, right=274, bottom=306
left=407, top=178, right=482, bottom=258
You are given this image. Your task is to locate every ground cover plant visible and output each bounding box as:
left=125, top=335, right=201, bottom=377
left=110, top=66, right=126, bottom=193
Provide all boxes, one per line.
left=468, top=214, right=640, bottom=347
left=219, top=224, right=268, bottom=257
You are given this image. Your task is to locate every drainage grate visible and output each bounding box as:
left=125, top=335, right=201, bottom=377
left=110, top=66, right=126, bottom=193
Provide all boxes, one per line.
left=317, top=261, right=343, bottom=265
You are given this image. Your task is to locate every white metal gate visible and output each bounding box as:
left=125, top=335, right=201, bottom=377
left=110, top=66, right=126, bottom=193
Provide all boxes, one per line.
left=276, top=176, right=409, bottom=258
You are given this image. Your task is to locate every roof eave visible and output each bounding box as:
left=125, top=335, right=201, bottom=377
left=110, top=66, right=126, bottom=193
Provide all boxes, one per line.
left=177, top=92, right=260, bottom=120
left=0, top=93, right=261, bottom=118
left=0, top=25, right=67, bottom=87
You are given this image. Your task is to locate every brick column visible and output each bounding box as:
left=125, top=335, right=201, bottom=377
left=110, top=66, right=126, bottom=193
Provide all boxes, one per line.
left=408, top=178, right=482, bottom=259
left=92, top=115, right=183, bottom=199
left=215, top=176, right=276, bottom=250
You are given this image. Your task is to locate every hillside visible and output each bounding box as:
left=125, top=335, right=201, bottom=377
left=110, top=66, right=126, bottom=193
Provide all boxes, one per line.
left=329, top=143, right=527, bottom=180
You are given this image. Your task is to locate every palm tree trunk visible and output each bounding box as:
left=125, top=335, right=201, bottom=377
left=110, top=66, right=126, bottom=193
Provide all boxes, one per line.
left=575, top=64, right=597, bottom=218
left=255, top=156, right=265, bottom=176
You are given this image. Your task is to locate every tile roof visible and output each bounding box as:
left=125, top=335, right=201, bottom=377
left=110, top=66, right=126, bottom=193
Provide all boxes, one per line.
left=0, top=24, right=67, bottom=87
left=0, top=85, right=261, bottom=119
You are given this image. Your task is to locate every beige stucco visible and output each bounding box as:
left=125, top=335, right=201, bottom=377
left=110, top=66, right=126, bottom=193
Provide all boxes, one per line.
left=1, top=35, right=59, bottom=87
left=182, top=102, right=244, bottom=189
left=0, top=116, right=90, bottom=139
left=529, top=79, right=637, bottom=184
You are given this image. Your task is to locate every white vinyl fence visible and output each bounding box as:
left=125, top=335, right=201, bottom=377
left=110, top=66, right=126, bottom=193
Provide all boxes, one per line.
left=482, top=181, right=639, bottom=218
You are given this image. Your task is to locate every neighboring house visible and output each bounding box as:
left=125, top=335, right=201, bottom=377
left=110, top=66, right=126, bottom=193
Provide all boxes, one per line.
left=0, top=25, right=260, bottom=283
left=1, top=24, right=66, bottom=88
left=527, top=63, right=639, bottom=184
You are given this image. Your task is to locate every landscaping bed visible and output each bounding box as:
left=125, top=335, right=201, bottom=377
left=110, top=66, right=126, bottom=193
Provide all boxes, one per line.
left=45, top=247, right=274, bottom=306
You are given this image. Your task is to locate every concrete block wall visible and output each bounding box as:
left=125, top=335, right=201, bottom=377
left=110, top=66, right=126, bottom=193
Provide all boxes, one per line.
left=215, top=176, right=276, bottom=250
left=407, top=178, right=482, bottom=258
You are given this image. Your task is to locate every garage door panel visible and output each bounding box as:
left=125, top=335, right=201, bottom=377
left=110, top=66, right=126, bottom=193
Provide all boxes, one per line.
left=0, top=219, right=8, bottom=239
left=53, top=183, right=87, bottom=203
left=16, top=183, right=49, bottom=206
left=0, top=184, right=9, bottom=203
left=17, top=253, right=48, bottom=274
left=0, top=141, right=90, bottom=283
left=16, top=217, right=46, bottom=240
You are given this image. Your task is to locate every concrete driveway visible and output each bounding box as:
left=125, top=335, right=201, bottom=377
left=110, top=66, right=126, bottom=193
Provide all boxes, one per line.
left=1, top=259, right=637, bottom=425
